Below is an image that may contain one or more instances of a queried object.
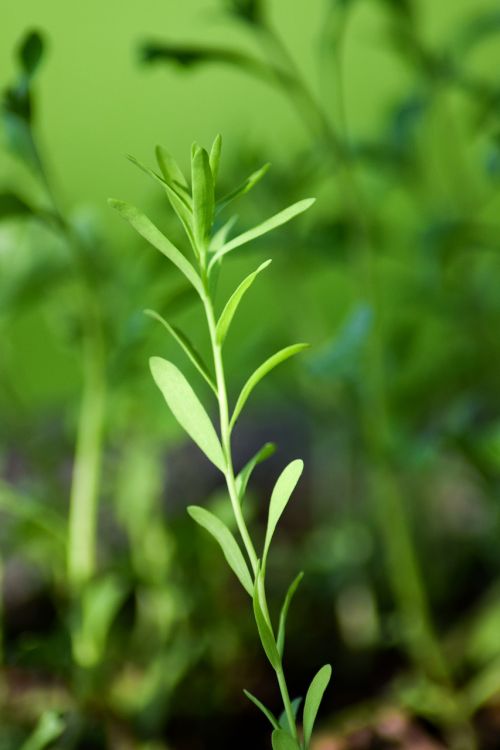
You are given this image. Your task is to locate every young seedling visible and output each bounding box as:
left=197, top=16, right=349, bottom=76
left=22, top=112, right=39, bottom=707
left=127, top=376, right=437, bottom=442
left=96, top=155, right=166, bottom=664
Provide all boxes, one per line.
left=110, top=136, right=331, bottom=749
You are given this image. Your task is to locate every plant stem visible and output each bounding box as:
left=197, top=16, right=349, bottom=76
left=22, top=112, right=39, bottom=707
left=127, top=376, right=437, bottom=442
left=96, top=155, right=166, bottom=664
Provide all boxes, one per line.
left=202, top=282, right=299, bottom=741
left=202, top=288, right=258, bottom=575
left=276, top=662, right=299, bottom=741
left=32, top=133, right=107, bottom=592
left=67, top=318, right=106, bottom=588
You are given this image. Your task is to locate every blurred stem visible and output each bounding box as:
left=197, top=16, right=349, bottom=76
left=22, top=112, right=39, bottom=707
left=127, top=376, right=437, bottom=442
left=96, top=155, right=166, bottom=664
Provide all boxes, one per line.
left=67, top=314, right=106, bottom=587
left=30, top=135, right=107, bottom=590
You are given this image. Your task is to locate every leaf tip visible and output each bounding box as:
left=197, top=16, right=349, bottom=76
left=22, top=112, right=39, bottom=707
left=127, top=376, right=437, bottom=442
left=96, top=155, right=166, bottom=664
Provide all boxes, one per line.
left=149, top=355, right=165, bottom=379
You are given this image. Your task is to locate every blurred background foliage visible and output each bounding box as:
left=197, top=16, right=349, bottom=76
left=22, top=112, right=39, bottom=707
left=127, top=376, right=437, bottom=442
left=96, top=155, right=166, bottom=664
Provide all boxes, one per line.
left=2, top=0, right=500, bottom=748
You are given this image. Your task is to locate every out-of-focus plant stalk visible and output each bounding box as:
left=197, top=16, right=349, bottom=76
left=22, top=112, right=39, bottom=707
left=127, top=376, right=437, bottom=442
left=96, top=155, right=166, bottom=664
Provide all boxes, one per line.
left=67, top=310, right=106, bottom=588
left=32, top=144, right=107, bottom=591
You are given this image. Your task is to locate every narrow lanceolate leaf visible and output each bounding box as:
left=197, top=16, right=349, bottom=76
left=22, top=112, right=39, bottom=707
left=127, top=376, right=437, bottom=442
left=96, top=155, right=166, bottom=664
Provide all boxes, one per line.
left=188, top=506, right=253, bottom=595
left=155, top=145, right=191, bottom=203
left=210, top=215, right=237, bottom=254
left=127, top=154, right=194, bottom=246
left=253, top=569, right=281, bottom=670
left=303, top=665, right=332, bottom=748
left=216, top=260, right=272, bottom=345
left=271, top=729, right=301, bottom=750
left=191, top=146, right=214, bottom=253
left=109, top=200, right=203, bottom=297
left=230, top=344, right=309, bottom=430
left=263, top=460, right=304, bottom=565
left=149, top=357, right=225, bottom=471
left=277, top=572, right=304, bottom=657
left=145, top=310, right=216, bottom=394
left=209, top=133, right=222, bottom=182
left=216, top=162, right=270, bottom=213
left=243, top=690, right=279, bottom=730
left=209, top=197, right=315, bottom=269
left=235, top=442, right=276, bottom=499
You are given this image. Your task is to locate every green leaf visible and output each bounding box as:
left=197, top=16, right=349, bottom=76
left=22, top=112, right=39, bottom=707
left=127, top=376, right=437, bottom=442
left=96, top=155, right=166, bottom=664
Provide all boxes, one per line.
left=277, top=572, right=304, bottom=657
left=209, top=133, right=222, bottom=182
left=210, top=215, right=238, bottom=254
left=191, top=146, right=214, bottom=253
left=149, top=357, right=225, bottom=471
left=72, top=576, right=127, bottom=668
left=108, top=200, right=203, bottom=297
left=145, top=309, right=216, bottom=394
left=263, top=460, right=303, bottom=565
left=303, top=664, right=332, bottom=748
left=209, top=198, right=315, bottom=269
left=230, top=344, right=309, bottom=430
left=126, top=156, right=195, bottom=250
left=235, top=442, right=276, bottom=498
left=188, top=506, right=253, bottom=595
left=155, top=144, right=191, bottom=200
left=271, top=729, right=301, bottom=750
left=217, top=162, right=270, bottom=212
left=20, top=711, right=64, bottom=750
left=279, top=697, right=303, bottom=734
left=19, top=30, right=45, bottom=79
left=0, top=191, right=33, bottom=219
left=243, top=690, right=279, bottom=730
left=253, top=567, right=281, bottom=670
left=216, top=259, right=272, bottom=345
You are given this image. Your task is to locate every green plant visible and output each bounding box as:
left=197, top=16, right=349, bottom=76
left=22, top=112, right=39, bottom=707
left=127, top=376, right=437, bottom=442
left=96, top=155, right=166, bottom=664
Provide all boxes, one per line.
left=110, top=136, right=331, bottom=750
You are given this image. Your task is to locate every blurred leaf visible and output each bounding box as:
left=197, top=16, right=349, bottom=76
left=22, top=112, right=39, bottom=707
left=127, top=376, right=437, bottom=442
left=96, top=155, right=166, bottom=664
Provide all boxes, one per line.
left=20, top=711, right=64, bottom=750
left=0, top=191, right=33, bottom=219
left=235, top=442, right=276, bottom=498
left=1, top=31, right=46, bottom=174
left=0, top=482, right=66, bottom=546
left=279, top=697, right=302, bottom=734
left=145, top=309, right=216, bottom=393
left=303, top=664, right=332, bottom=747
left=73, top=576, right=127, bottom=668
left=18, top=30, right=45, bottom=79
left=243, top=689, right=279, bottom=729
left=464, top=655, right=500, bottom=712
left=224, top=0, right=264, bottom=25
left=216, top=259, right=272, bottom=346
left=277, top=572, right=304, bottom=657
left=150, top=356, right=225, bottom=471
left=263, top=460, right=303, bottom=565
left=271, top=729, right=300, bottom=750
left=108, top=200, right=203, bottom=296
left=209, top=198, right=315, bottom=268
left=453, top=10, right=500, bottom=55
left=230, top=344, right=309, bottom=430
left=308, top=303, right=373, bottom=381
left=466, top=595, right=500, bottom=666
left=141, top=41, right=269, bottom=78
left=377, top=0, right=413, bottom=20
left=188, top=505, right=253, bottom=595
